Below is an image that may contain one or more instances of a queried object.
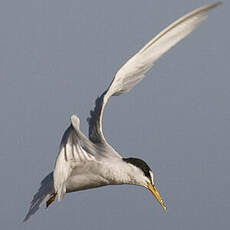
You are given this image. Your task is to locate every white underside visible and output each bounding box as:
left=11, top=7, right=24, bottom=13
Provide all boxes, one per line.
left=65, top=158, right=145, bottom=193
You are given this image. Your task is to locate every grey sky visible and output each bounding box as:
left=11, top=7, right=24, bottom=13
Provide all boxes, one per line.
left=0, top=0, right=229, bottom=229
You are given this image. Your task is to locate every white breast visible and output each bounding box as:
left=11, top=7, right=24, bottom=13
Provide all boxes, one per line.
left=66, top=158, right=144, bottom=193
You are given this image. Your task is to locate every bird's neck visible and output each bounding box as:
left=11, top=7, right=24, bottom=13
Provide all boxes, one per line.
left=101, top=159, right=143, bottom=186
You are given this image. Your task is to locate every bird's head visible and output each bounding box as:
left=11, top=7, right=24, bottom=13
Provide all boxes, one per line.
left=123, top=157, right=167, bottom=211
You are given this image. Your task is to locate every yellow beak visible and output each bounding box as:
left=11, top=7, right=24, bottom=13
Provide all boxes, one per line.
left=147, top=181, right=167, bottom=211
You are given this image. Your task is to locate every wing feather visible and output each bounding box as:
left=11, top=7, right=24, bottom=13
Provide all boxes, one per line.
left=54, top=115, right=96, bottom=201
left=88, top=2, right=221, bottom=144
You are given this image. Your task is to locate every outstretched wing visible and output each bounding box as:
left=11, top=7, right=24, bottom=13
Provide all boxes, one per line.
left=54, top=115, right=97, bottom=201
left=87, top=2, right=221, bottom=144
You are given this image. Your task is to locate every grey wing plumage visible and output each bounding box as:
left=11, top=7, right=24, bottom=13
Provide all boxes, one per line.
left=54, top=115, right=97, bottom=201
left=87, top=91, right=107, bottom=144
left=87, top=2, right=221, bottom=146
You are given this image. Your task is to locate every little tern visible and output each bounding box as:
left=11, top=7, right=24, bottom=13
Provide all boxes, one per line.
left=24, top=2, right=221, bottom=221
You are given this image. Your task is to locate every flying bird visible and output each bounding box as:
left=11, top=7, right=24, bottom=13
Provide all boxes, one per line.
left=24, top=2, right=221, bottom=221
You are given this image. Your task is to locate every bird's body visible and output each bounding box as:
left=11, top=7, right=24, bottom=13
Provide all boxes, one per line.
left=55, top=117, right=153, bottom=195
left=24, top=2, right=221, bottom=222
left=66, top=158, right=142, bottom=192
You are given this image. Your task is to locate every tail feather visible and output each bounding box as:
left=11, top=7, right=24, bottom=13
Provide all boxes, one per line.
left=23, top=172, right=54, bottom=222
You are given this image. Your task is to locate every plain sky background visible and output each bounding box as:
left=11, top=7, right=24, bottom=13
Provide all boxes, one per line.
left=0, top=0, right=229, bottom=229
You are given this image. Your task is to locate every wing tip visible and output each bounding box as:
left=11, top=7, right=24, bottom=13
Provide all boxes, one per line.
left=212, top=1, right=223, bottom=8
left=71, top=114, right=80, bottom=130
left=202, top=1, right=222, bottom=12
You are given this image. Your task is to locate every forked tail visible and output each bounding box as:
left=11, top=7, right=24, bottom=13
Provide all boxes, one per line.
left=23, top=172, right=55, bottom=222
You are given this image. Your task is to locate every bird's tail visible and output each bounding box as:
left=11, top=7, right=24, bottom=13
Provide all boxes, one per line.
left=23, top=172, right=55, bottom=222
